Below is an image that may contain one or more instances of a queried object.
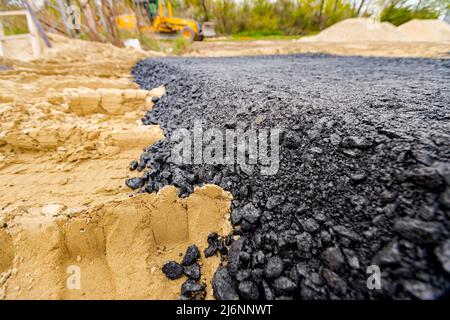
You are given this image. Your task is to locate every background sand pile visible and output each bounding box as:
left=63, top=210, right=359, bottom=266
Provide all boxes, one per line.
left=299, top=17, right=450, bottom=44
left=0, top=35, right=232, bottom=299
left=398, top=19, right=450, bottom=42
left=300, top=18, right=409, bottom=42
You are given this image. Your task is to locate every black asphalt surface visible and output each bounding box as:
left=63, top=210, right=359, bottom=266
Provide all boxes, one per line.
left=131, top=54, right=450, bottom=300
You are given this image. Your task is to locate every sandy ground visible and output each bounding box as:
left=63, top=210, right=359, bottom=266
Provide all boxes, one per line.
left=0, top=35, right=232, bottom=299
left=186, top=40, right=450, bottom=59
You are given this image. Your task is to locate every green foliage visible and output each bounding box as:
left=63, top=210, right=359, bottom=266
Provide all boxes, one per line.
left=172, top=0, right=359, bottom=35
left=169, top=0, right=448, bottom=36
left=172, top=36, right=191, bottom=55
left=1, top=15, right=28, bottom=36
left=139, top=34, right=162, bottom=52
left=117, top=28, right=191, bottom=54
left=381, top=0, right=441, bottom=26
left=234, top=30, right=284, bottom=37
left=4, top=0, right=447, bottom=48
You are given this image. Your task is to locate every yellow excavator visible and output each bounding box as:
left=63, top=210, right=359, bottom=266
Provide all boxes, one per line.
left=116, top=0, right=203, bottom=41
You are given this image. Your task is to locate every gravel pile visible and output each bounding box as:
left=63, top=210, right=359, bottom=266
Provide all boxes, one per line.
left=131, top=54, right=450, bottom=299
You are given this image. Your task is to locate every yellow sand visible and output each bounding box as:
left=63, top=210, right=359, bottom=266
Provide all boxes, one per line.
left=299, top=18, right=409, bottom=42
left=398, top=19, right=450, bottom=42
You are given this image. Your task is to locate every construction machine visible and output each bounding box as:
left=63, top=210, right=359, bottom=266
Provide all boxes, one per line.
left=117, top=0, right=203, bottom=41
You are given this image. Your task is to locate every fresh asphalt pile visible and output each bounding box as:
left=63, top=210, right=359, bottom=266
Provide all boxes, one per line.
left=130, top=54, right=450, bottom=300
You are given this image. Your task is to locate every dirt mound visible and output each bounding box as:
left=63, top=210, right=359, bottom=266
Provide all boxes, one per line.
left=0, top=185, right=231, bottom=299
left=398, top=19, right=450, bottom=42
left=300, top=18, right=409, bottom=42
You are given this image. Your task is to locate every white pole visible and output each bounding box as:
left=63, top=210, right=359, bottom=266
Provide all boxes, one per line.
left=25, top=10, right=41, bottom=59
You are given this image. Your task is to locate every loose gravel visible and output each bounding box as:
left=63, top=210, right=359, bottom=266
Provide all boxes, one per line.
left=132, top=54, right=450, bottom=300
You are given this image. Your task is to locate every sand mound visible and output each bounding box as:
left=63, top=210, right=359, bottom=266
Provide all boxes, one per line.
left=398, top=19, right=450, bottom=42
left=300, top=17, right=409, bottom=42
left=0, top=185, right=232, bottom=299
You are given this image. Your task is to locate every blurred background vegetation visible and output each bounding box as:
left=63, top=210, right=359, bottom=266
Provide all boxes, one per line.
left=0, top=0, right=449, bottom=51
left=170, top=0, right=449, bottom=35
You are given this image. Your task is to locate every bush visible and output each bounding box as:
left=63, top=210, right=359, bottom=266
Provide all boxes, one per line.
left=172, top=36, right=191, bottom=55
left=381, top=5, right=439, bottom=26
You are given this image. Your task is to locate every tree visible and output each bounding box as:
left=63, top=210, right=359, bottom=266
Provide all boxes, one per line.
left=356, top=0, right=366, bottom=16
left=318, top=0, right=325, bottom=27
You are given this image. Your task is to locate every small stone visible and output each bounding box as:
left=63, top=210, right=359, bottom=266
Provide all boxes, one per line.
left=184, top=263, right=201, bottom=280
left=207, top=232, right=219, bottom=245
left=241, top=203, right=262, bottom=224
left=227, top=238, right=243, bottom=275
left=323, top=269, right=347, bottom=295
left=162, top=261, right=183, bottom=280
left=315, top=213, right=327, bottom=222
left=125, top=177, right=145, bottom=190
left=394, top=218, right=443, bottom=244
left=231, top=208, right=242, bottom=225
left=342, top=149, right=358, bottom=157
left=264, top=255, right=284, bottom=278
left=235, top=269, right=251, bottom=282
left=252, top=251, right=265, bottom=267
left=343, top=249, right=360, bottom=269
left=381, top=190, right=396, bottom=203
left=330, top=133, right=341, bottom=146
left=266, top=195, right=285, bottom=210
left=341, top=136, right=370, bottom=149
left=333, top=225, right=361, bottom=242
left=403, top=281, right=440, bottom=300
left=181, top=279, right=206, bottom=300
left=212, top=267, right=239, bottom=300
left=320, top=230, right=332, bottom=244
left=181, top=245, right=200, bottom=266
left=238, top=280, right=259, bottom=300
left=129, top=160, right=138, bottom=171
left=240, top=220, right=256, bottom=231
left=144, top=181, right=154, bottom=193
left=41, top=203, right=65, bottom=217
left=373, top=241, right=401, bottom=265
left=350, top=173, right=366, bottom=183
left=303, top=218, right=319, bottom=233
left=434, top=239, right=450, bottom=273
left=273, top=276, right=297, bottom=294
left=296, top=232, right=313, bottom=258
left=322, top=247, right=345, bottom=271
left=261, top=280, right=274, bottom=300
left=283, top=132, right=301, bottom=149
left=251, top=268, right=264, bottom=281
left=438, top=187, right=450, bottom=209
left=204, top=245, right=218, bottom=258
left=406, top=167, right=444, bottom=190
